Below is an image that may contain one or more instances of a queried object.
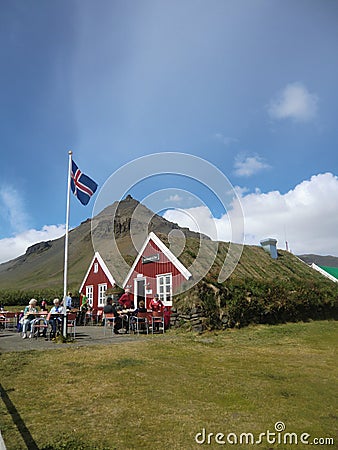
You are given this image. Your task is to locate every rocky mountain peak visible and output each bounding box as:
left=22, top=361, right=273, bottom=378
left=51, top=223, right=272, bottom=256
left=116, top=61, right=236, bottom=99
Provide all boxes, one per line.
left=25, top=241, right=52, bottom=256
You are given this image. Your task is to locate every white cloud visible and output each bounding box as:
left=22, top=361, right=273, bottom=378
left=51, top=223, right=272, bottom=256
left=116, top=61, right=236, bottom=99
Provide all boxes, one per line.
left=268, top=82, right=318, bottom=122
left=2, top=173, right=337, bottom=264
left=233, top=185, right=250, bottom=197
left=166, top=194, right=183, bottom=203
left=233, top=154, right=270, bottom=177
left=164, top=206, right=228, bottom=242
left=163, top=173, right=338, bottom=256
left=214, top=133, right=238, bottom=146
left=0, top=185, right=30, bottom=232
left=0, top=184, right=66, bottom=263
left=0, top=225, right=66, bottom=264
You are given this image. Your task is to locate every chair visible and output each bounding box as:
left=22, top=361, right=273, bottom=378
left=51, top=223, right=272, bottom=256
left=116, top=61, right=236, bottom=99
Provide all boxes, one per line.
left=84, top=310, right=92, bottom=326
left=30, top=317, right=48, bottom=339
left=95, top=310, right=103, bottom=325
left=67, top=313, right=77, bottom=339
left=0, top=313, right=9, bottom=330
left=0, top=312, right=17, bottom=330
left=90, top=309, right=103, bottom=325
left=89, top=309, right=97, bottom=325
left=48, top=314, right=63, bottom=339
left=151, top=311, right=165, bottom=334
left=131, top=312, right=149, bottom=335
left=103, top=313, right=116, bottom=336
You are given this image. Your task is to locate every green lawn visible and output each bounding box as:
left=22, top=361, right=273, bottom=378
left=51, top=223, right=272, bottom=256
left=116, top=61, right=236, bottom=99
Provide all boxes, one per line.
left=0, top=321, right=337, bottom=449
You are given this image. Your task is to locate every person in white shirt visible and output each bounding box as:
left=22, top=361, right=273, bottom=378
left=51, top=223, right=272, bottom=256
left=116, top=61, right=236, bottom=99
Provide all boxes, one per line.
left=47, top=298, right=65, bottom=338
left=65, top=292, right=72, bottom=310
left=22, top=298, right=38, bottom=339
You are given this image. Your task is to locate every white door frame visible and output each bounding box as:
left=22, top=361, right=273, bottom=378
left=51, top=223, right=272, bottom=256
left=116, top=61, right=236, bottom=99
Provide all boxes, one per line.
left=133, top=276, right=146, bottom=309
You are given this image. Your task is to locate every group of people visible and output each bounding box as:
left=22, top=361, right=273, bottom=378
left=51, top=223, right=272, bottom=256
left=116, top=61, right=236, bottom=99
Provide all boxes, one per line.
left=21, top=293, right=73, bottom=339
left=20, top=289, right=168, bottom=339
left=103, top=290, right=165, bottom=334
left=117, top=288, right=164, bottom=311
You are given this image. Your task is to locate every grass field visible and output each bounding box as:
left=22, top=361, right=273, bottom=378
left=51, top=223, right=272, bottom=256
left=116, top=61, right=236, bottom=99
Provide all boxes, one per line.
left=0, top=321, right=337, bottom=449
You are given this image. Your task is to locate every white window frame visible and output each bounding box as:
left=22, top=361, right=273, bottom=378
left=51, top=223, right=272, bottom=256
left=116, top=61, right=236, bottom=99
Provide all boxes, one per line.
left=98, top=283, right=107, bottom=307
left=156, top=273, right=172, bottom=306
left=94, top=262, right=99, bottom=273
left=86, top=285, right=93, bottom=307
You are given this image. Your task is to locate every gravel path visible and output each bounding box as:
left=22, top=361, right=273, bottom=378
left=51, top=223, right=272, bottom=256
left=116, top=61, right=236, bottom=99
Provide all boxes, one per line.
left=0, top=326, right=146, bottom=353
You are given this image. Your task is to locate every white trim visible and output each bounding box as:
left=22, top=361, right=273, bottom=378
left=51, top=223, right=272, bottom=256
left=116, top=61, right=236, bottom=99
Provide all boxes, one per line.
left=123, top=232, right=192, bottom=288
left=311, top=263, right=338, bottom=283
left=79, top=251, right=115, bottom=293
left=157, top=273, right=173, bottom=306
left=134, top=277, right=147, bottom=309
left=98, top=283, right=108, bottom=307
left=86, top=285, right=94, bottom=307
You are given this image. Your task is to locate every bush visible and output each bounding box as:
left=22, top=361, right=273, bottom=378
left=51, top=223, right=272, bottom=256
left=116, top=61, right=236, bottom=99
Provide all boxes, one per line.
left=174, top=278, right=338, bottom=330
left=0, top=289, right=63, bottom=308
left=222, top=279, right=338, bottom=328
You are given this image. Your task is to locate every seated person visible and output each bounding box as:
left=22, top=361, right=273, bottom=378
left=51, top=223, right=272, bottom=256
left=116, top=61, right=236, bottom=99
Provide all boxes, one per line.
left=103, top=297, right=124, bottom=334
left=130, top=300, right=148, bottom=332
left=47, top=298, right=65, bottom=338
left=134, top=300, right=147, bottom=314
left=149, top=294, right=164, bottom=312
left=149, top=294, right=164, bottom=331
left=118, top=289, right=133, bottom=309
left=22, top=298, right=38, bottom=339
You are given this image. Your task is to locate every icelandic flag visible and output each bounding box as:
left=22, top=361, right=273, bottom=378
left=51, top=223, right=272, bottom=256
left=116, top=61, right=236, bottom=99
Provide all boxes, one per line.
left=71, top=160, right=98, bottom=205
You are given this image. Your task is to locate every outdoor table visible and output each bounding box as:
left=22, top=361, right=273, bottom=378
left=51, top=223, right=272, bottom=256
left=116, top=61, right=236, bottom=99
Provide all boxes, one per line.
left=48, top=313, right=66, bottom=319
left=0, top=311, right=17, bottom=330
left=27, top=311, right=48, bottom=320
left=27, top=311, right=48, bottom=316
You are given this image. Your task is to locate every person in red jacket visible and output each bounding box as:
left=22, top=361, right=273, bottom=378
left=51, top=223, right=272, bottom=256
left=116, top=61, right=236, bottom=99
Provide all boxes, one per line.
left=149, top=294, right=163, bottom=312
left=149, top=294, right=164, bottom=332
left=118, top=289, right=133, bottom=309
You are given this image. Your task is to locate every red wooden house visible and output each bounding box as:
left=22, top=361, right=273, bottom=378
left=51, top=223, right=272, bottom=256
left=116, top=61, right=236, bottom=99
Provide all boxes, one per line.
left=79, top=232, right=192, bottom=310
left=123, top=232, right=192, bottom=309
left=79, top=252, right=116, bottom=310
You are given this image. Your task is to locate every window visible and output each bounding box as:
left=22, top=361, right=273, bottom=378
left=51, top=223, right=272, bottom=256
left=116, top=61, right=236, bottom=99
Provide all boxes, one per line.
left=86, top=285, right=93, bottom=307
left=156, top=273, right=172, bottom=306
left=94, top=263, right=98, bottom=273
left=98, top=283, right=107, bottom=307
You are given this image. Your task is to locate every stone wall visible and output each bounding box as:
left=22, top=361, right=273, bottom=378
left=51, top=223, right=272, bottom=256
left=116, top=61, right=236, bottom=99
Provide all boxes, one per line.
left=170, top=307, right=209, bottom=332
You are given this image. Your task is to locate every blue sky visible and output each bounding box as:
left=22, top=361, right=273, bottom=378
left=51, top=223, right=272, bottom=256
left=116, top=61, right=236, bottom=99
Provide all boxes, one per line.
left=0, top=0, right=338, bottom=263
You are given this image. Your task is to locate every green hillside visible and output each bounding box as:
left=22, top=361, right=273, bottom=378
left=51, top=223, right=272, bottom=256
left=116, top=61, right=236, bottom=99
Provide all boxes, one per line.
left=0, top=219, right=93, bottom=292
left=173, top=243, right=338, bottom=330
left=0, top=196, right=336, bottom=311
left=0, top=196, right=208, bottom=292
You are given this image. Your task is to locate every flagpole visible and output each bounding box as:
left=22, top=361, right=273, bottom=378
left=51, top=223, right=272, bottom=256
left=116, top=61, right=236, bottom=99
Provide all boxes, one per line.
left=63, top=150, right=72, bottom=338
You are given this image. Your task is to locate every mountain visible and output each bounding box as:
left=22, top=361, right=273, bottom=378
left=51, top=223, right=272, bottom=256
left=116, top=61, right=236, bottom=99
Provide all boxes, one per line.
left=297, top=254, right=338, bottom=268
left=0, top=195, right=335, bottom=292
left=0, top=195, right=208, bottom=291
